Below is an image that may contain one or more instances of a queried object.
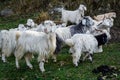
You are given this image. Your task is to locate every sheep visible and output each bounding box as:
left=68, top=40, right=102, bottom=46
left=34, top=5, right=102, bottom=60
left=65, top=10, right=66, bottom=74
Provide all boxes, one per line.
left=65, top=32, right=110, bottom=66
left=93, top=12, right=116, bottom=21
left=61, top=4, right=87, bottom=24
left=14, top=31, right=56, bottom=72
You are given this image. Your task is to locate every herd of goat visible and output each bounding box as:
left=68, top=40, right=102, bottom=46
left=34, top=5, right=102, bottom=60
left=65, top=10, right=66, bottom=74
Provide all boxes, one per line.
left=0, top=4, right=116, bottom=72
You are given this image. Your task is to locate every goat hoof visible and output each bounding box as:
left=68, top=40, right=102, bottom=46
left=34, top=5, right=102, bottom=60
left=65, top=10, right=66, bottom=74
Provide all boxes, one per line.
left=32, top=56, right=34, bottom=59
left=53, top=60, right=57, bottom=63
left=45, top=60, right=48, bottom=63
left=16, top=66, right=20, bottom=69
left=90, top=61, right=93, bottom=63
left=2, top=60, right=7, bottom=63
left=41, top=69, right=45, bottom=73
left=74, top=63, right=78, bottom=67
left=29, top=66, right=33, bottom=69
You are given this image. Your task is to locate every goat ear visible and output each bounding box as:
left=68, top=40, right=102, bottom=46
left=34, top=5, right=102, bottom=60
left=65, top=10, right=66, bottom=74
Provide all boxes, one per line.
left=79, top=5, right=86, bottom=11
left=83, top=6, right=87, bottom=11
left=82, top=19, right=86, bottom=25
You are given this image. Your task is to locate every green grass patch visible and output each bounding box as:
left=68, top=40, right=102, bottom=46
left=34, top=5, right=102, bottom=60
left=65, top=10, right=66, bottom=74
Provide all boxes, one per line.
left=0, top=13, right=39, bottom=30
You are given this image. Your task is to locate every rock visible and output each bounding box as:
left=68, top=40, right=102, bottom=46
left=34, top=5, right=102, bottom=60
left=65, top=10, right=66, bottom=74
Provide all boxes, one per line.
left=0, top=8, right=14, bottom=17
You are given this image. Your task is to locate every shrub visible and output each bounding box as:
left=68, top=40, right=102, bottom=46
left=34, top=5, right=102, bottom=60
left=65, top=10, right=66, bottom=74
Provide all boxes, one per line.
left=35, top=11, right=50, bottom=24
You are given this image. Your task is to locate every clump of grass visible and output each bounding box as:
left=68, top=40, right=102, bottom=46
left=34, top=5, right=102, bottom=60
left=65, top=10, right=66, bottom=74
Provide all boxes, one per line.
left=35, top=11, right=50, bottom=24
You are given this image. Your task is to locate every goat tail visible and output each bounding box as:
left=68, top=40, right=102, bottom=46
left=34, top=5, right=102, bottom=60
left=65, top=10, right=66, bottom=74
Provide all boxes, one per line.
left=15, top=31, right=21, bottom=41
left=47, top=32, right=57, bottom=55
left=65, top=39, right=74, bottom=47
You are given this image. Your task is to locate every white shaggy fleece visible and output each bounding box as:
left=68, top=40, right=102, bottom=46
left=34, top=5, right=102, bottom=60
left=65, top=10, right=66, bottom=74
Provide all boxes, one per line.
left=1, top=30, right=21, bottom=62
left=61, top=4, right=87, bottom=24
left=65, top=33, right=108, bottom=66
left=14, top=30, right=56, bottom=72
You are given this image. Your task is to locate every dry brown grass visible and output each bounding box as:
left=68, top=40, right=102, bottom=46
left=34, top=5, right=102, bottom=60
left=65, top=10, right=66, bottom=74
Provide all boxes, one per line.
left=0, top=0, right=120, bottom=27
left=35, top=11, right=50, bottom=24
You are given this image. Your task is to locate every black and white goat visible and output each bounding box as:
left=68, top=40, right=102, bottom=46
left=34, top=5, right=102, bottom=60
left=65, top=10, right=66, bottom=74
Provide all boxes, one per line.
left=53, top=16, right=94, bottom=62
left=65, top=31, right=110, bottom=66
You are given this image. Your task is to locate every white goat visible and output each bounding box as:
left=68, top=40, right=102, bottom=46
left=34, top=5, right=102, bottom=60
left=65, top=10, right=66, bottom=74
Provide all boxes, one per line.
left=1, top=30, right=19, bottom=62
left=26, top=19, right=38, bottom=28
left=0, top=31, right=2, bottom=49
left=9, top=24, right=28, bottom=31
left=31, top=20, right=66, bottom=32
left=61, top=4, right=87, bottom=24
left=65, top=32, right=110, bottom=66
left=89, top=17, right=114, bottom=34
left=0, top=24, right=28, bottom=62
left=14, top=31, right=56, bottom=72
left=93, top=12, right=116, bottom=21
left=17, top=24, right=28, bottom=31
left=29, top=20, right=56, bottom=32
left=1, top=30, right=21, bottom=62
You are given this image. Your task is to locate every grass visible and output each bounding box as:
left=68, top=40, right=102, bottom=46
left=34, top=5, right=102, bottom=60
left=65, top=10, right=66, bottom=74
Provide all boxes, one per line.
left=0, top=16, right=120, bottom=80
left=0, top=43, right=120, bottom=80
left=0, top=13, right=39, bottom=29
